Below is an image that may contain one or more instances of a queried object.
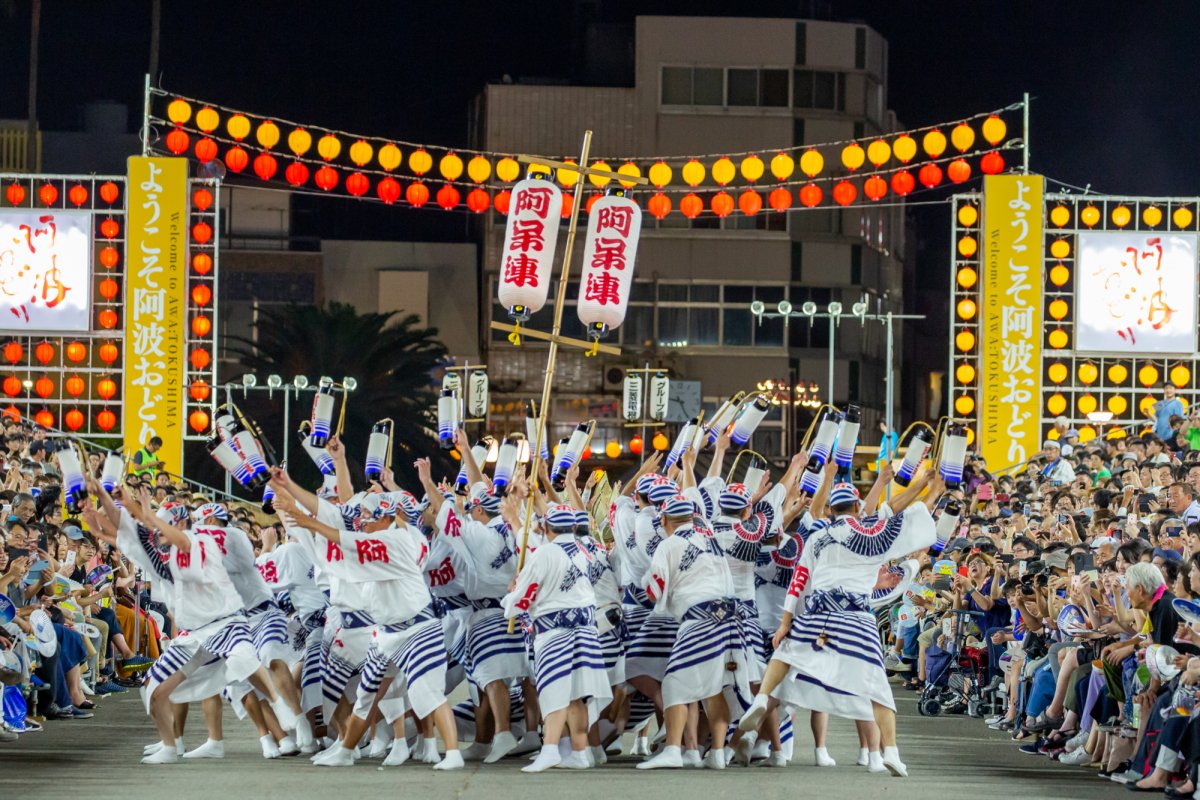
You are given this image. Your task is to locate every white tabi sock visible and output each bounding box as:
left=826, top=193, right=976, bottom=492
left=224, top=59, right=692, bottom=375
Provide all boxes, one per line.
left=522, top=744, right=563, bottom=773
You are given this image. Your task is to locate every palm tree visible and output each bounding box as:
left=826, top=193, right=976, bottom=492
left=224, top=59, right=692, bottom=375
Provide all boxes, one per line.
left=224, top=302, right=455, bottom=494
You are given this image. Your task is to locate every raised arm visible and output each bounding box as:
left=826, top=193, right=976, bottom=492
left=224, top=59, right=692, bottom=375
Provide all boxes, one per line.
left=810, top=460, right=838, bottom=519
left=563, top=463, right=586, bottom=512
left=328, top=435, right=354, bottom=503
left=273, top=489, right=342, bottom=545
left=862, top=461, right=895, bottom=516
left=269, top=466, right=320, bottom=517
left=415, top=458, right=445, bottom=516
left=454, top=428, right=486, bottom=489
left=706, top=432, right=731, bottom=481
left=779, top=449, right=807, bottom=493
left=131, top=486, right=191, bottom=552
left=621, top=452, right=662, bottom=497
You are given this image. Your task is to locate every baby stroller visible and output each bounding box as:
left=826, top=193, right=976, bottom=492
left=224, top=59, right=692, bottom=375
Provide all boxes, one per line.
left=916, top=609, right=989, bottom=718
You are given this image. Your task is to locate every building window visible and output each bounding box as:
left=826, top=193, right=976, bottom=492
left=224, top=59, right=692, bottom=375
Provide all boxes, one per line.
left=663, top=66, right=788, bottom=109
left=855, top=27, right=867, bottom=70
left=793, top=70, right=843, bottom=111
left=795, top=22, right=807, bottom=65
left=660, top=66, right=724, bottom=106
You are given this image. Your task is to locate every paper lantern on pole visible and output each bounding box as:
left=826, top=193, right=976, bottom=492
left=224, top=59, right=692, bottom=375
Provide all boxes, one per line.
left=648, top=372, right=670, bottom=422
left=576, top=193, right=641, bottom=341
left=622, top=373, right=643, bottom=421
left=497, top=178, right=563, bottom=323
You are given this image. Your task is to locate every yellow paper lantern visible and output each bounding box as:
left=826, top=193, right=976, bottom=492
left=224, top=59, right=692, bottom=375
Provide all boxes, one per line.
left=1080, top=205, right=1100, bottom=227
left=648, top=161, right=673, bottom=188
left=1078, top=393, right=1097, bottom=415
left=799, top=149, right=824, bottom=177
left=1047, top=362, right=1068, bottom=384
left=287, top=127, right=312, bottom=156
left=553, top=160, right=578, bottom=187
left=841, top=143, right=866, bottom=170
left=349, top=139, right=374, bottom=167
left=1047, top=429, right=1061, bottom=441
left=1049, top=264, right=1070, bottom=286
left=954, top=395, right=975, bottom=415
left=1048, top=299, right=1068, bottom=320
left=1171, top=364, right=1191, bottom=387
left=956, top=363, right=976, bottom=384
left=1174, top=207, right=1194, bottom=229
left=317, top=134, right=342, bottom=161
left=195, top=106, right=220, bottom=133
left=1139, top=364, right=1160, bottom=387
left=408, top=148, right=433, bottom=175
left=981, top=115, right=1007, bottom=145
left=226, top=113, right=251, bottom=141
left=527, top=163, right=551, bottom=179
left=1111, top=205, right=1131, bottom=228
left=950, top=122, right=975, bottom=152
left=377, top=143, right=402, bottom=171
left=740, top=155, right=765, bottom=182
left=1143, top=206, right=1163, bottom=227
left=1078, top=362, right=1099, bottom=385
left=923, top=129, right=947, bottom=158
left=955, top=330, right=975, bottom=352
left=617, top=161, right=642, bottom=188
left=1108, top=363, right=1128, bottom=384
left=466, top=155, right=491, bottom=183
left=166, top=98, right=192, bottom=125
left=957, top=204, right=979, bottom=227
left=681, top=159, right=706, bottom=186
left=1107, top=394, right=1128, bottom=415
left=439, top=152, right=464, bottom=181
left=957, top=236, right=978, bottom=257
left=1047, top=393, right=1067, bottom=415
left=1049, top=239, right=1071, bottom=259
left=255, top=121, right=281, bottom=151
left=866, top=139, right=891, bottom=167
left=1140, top=394, right=1158, bottom=415
left=1049, top=205, right=1070, bottom=227
left=652, top=432, right=669, bottom=451
left=769, top=152, right=794, bottom=180
left=1048, top=328, right=1069, bottom=349
left=966, top=427, right=976, bottom=446
left=893, top=134, right=917, bottom=163
left=605, top=441, right=621, bottom=459
left=496, top=157, right=520, bottom=182
left=1078, top=425, right=1097, bottom=443
left=957, top=298, right=977, bottom=319
left=956, top=267, right=977, bottom=289
left=711, top=157, right=736, bottom=185
left=587, top=160, right=612, bottom=187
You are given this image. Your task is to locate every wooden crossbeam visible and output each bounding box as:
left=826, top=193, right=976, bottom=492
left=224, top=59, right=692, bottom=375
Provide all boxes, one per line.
left=489, top=321, right=621, bottom=355
left=517, top=154, right=650, bottom=185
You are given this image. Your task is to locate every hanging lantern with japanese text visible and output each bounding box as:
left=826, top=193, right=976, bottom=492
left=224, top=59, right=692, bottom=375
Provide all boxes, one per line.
left=576, top=192, right=641, bottom=342
left=496, top=177, right=563, bottom=323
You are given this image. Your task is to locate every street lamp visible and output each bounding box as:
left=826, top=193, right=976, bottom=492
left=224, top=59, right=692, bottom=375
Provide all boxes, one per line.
left=343, top=377, right=358, bottom=392
left=241, top=373, right=257, bottom=390
left=293, top=375, right=309, bottom=390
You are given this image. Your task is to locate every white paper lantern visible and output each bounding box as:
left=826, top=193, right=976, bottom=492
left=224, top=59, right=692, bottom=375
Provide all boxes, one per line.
left=622, top=373, right=643, bottom=421
left=648, top=372, right=669, bottom=422
left=576, top=194, right=641, bottom=337
left=497, top=178, right=563, bottom=320
left=467, top=370, right=489, bottom=418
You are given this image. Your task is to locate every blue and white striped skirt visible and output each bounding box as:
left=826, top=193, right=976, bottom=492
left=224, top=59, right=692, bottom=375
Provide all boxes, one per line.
left=355, top=616, right=448, bottom=721
left=465, top=607, right=530, bottom=687
left=662, top=600, right=752, bottom=711
left=248, top=601, right=292, bottom=666
left=624, top=613, right=678, bottom=682
left=532, top=611, right=612, bottom=720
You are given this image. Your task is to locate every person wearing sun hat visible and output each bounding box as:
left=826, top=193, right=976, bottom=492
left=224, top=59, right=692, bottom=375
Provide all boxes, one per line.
left=1040, top=439, right=1076, bottom=485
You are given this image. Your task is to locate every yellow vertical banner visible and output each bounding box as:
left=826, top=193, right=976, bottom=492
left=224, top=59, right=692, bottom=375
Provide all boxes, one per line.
left=979, top=174, right=1044, bottom=470
left=124, top=157, right=188, bottom=476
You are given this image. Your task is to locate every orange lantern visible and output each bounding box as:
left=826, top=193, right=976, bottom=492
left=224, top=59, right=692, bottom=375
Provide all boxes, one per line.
left=5, top=183, right=24, bottom=205
left=285, top=161, right=309, bottom=186
left=918, top=163, right=943, bottom=188
left=98, top=342, right=118, bottom=364
left=769, top=187, right=794, bottom=211
left=189, top=380, right=211, bottom=401
left=798, top=184, right=821, bottom=208
left=2, top=376, right=20, bottom=397
left=652, top=432, right=669, bottom=451
left=679, top=193, right=703, bottom=219
left=192, top=253, right=213, bottom=275
left=100, top=182, right=120, bottom=204
left=193, top=188, right=214, bottom=210
left=64, top=376, right=85, bottom=396
left=980, top=152, right=1005, bottom=175
left=34, top=342, right=54, bottom=364
left=891, top=170, right=915, bottom=196
left=406, top=182, right=430, bottom=207
left=647, top=193, right=671, bottom=220
left=711, top=191, right=734, bottom=218
left=737, top=190, right=762, bottom=216
left=165, top=129, right=190, bottom=155
left=34, top=376, right=53, bottom=398
left=947, top=159, right=971, bottom=184
left=99, top=247, right=120, bottom=268
left=1139, top=364, right=1160, bottom=387
left=64, top=409, right=84, bottom=431
left=863, top=175, right=887, bottom=201
left=39, top=183, right=58, bottom=206
left=494, top=190, right=511, bottom=214
left=436, top=184, right=460, bottom=210
left=34, top=410, right=53, bottom=428
left=224, top=147, right=249, bottom=173
left=2, top=342, right=20, bottom=364
left=192, top=284, right=212, bottom=306
left=96, top=377, right=117, bottom=400
left=65, top=341, right=86, bottom=362
left=192, top=221, right=212, bottom=244
left=99, top=278, right=119, bottom=300
left=67, top=184, right=88, bottom=207
left=629, top=435, right=643, bottom=455
left=1048, top=299, right=1068, bottom=320
left=96, top=409, right=116, bottom=431
left=99, top=218, right=119, bottom=239
left=345, top=172, right=370, bottom=197
left=466, top=188, right=490, bottom=213
left=194, top=138, right=218, bottom=163
left=253, top=152, right=278, bottom=181
left=189, top=410, right=210, bottom=433
left=832, top=181, right=857, bottom=206
left=192, top=315, right=212, bottom=337
left=605, top=441, right=621, bottom=459
left=377, top=177, right=402, bottom=205
left=190, top=348, right=211, bottom=370
left=314, top=166, right=339, bottom=191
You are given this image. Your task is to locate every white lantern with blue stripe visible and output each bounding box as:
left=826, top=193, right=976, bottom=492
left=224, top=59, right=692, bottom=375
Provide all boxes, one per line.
left=57, top=448, right=87, bottom=513
left=437, top=389, right=459, bottom=450
left=493, top=436, right=520, bottom=496
left=938, top=423, right=969, bottom=486
left=833, top=404, right=861, bottom=477
left=895, top=429, right=932, bottom=487
left=365, top=419, right=392, bottom=481
left=100, top=453, right=123, bottom=492
left=309, top=378, right=336, bottom=448
left=730, top=395, right=770, bottom=446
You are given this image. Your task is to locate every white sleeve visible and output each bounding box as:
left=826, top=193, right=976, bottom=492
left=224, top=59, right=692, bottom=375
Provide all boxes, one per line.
left=645, top=538, right=673, bottom=611
left=503, top=545, right=549, bottom=619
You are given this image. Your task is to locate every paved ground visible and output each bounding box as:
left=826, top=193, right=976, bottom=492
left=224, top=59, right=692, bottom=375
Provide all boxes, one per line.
left=0, top=688, right=1132, bottom=800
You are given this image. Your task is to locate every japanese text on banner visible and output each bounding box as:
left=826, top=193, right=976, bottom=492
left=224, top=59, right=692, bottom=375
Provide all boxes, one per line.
left=124, top=157, right=187, bottom=475
left=980, top=174, right=1044, bottom=470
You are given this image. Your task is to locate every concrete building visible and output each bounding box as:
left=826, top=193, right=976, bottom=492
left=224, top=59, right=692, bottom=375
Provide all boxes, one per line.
left=474, top=15, right=908, bottom=460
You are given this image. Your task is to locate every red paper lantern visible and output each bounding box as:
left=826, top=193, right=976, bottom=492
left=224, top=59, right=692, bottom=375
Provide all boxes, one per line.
left=65, top=376, right=85, bottom=397
left=4, top=342, right=22, bottom=364
left=64, top=409, right=84, bottom=431
left=192, top=221, right=212, bottom=244
left=738, top=190, right=762, bottom=216
left=647, top=193, right=671, bottom=220
left=98, top=310, right=118, bottom=329
left=559, top=193, right=573, bottom=218
left=195, top=138, right=218, bottom=163
left=770, top=187, right=794, bottom=211
left=99, top=278, right=119, bottom=300
left=191, top=254, right=213, bottom=278
left=798, top=184, right=821, bottom=208
left=2, top=376, right=20, bottom=397
left=99, top=246, right=120, bottom=268
left=96, top=377, right=116, bottom=399
left=189, top=380, right=211, bottom=401
left=586, top=193, right=601, bottom=215
left=165, top=128, right=190, bottom=155
left=493, top=190, right=511, bottom=214
left=192, top=283, right=212, bottom=306
left=34, top=376, right=54, bottom=398
left=947, top=158, right=971, bottom=184
left=629, top=436, right=643, bottom=455
left=67, top=184, right=88, bottom=207
left=436, top=184, right=460, bottom=210
left=34, top=342, right=54, bottom=364
left=189, top=410, right=210, bottom=433
left=832, top=180, right=857, bottom=206
left=98, top=342, right=119, bottom=364
left=5, top=183, right=25, bottom=205
left=680, top=193, right=703, bottom=219
left=253, top=152, right=278, bottom=181
left=346, top=172, right=370, bottom=197
left=863, top=175, right=888, bottom=201
left=224, top=146, right=249, bottom=173
left=918, top=163, right=943, bottom=188
left=376, top=177, right=401, bottom=205
left=891, top=170, right=915, bottom=196
left=2, top=406, right=19, bottom=422
left=980, top=152, right=1005, bottom=175
left=99, top=181, right=119, bottom=205
left=406, top=182, right=430, bottom=207
left=582, top=446, right=592, bottom=461
left=96, top=409, right=116, bottom=431
left=34, top=410, right=53, bottom=429
left=65, top=341, right=86, bottom=362
left=39, top=184, right=58, bottom=206
left=190, top=348, right=211, bottom=370
left=466, top=188, right=490, bottom=213
left=193, top=188, right=214, bottom=211
left=192, top=315, right=212, bottom=337
left=99, top=218, right=119, bottom=239
left=314, top=166, right=339, bottom=191
left=285, top=161, right=309, bottom=186
left=711, top=191, right=734, bottom=218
